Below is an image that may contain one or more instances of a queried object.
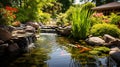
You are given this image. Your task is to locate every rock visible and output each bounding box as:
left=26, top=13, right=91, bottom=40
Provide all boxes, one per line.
left=16, top=30, right=26, bottom=34
left=25, top=25, right=36, bottom=33
left=8, top=43, right=19, bottom=52
left=56, top=26, right=71, bottom=36
left=85, top=37, right=105, bottom=45
left=0, top=40, right=4, bottom=44
left=109, top=47, right=120, bottom=64
left=104, top=39, right=120, bottom=47
left=0, top=28, right=12, bottom=41
left=109, top=47, right=120, bottom=55
left=26, top=22, right=39, bottom=30
left=0, top=43, right=8, bottom=56
left=103, top=34, right=120, bottom=47
left=103, top=34, right=116, bottom=43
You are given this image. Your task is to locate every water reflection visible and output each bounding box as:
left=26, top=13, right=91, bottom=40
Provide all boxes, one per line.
left=8, top=33, right=53, bottom=67
left=0, top=33, right=116, bottom=67
left=56, top=36, right=109, bottom=67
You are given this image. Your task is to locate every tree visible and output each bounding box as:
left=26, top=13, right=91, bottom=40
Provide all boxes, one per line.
left=57, top=0, right=73, bottom=12
left=0, top=0, right=12, bottom=7
left=14, top=0, right=57, bottom=23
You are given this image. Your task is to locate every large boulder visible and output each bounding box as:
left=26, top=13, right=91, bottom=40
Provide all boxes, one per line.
left=85, top=37, right=105, bottom=46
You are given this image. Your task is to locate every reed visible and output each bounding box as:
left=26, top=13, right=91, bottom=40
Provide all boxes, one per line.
left=71, top=5, right=93, bottom=39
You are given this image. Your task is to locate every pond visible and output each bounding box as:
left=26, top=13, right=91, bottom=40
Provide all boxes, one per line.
left=0, top=33, right=117, bottom=67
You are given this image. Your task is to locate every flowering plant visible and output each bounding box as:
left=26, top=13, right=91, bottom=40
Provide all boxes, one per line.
left=0, top=6, right=18, bottom=25
left=90, top=12, right=110, bottom=26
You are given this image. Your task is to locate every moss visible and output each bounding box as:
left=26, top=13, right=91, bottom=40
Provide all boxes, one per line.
left=89, top=50, right=101, bottom=55
left=89, top=47, right=110, bottom=55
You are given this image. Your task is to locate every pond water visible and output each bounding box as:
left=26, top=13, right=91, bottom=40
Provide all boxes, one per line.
left=0, top=33, right=117, bottom=67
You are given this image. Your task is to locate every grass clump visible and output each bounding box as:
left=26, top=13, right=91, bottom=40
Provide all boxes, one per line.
left=71, top=2, right=95, bottom=39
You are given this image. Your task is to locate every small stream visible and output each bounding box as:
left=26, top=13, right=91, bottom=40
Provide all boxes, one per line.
left=0, top=33, right=117, bottom=67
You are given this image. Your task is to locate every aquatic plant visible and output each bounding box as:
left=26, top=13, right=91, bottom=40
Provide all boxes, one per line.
left=90, top=23, right=120, bottom=37
left=71, top=2, right=95, bottom=39
left=89, top=47, right=110, bottom=55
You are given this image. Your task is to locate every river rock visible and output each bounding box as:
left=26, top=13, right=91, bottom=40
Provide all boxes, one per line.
left=109, top=47, right=120, bottom=64
left=26, top=22, right=39, bottom=30
left=104, top=39, right=120, bottom=48
left=8, top=43, right=19, bottom=52
left=85, top=37, right=105, bottom=45
left=103, top=34, right=116, bottom=43
left=56, top=26, right=71, bottom=36
left=103, top=34, right=120, bottom=47
left=25, top=25, right=36, bottom=33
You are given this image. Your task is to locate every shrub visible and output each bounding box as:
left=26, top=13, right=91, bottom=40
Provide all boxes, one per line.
left=90, top=12, right=110, bottom=26
left=56, top=13, right=67, bottom=26
left=56, top=6, right=76, bottom=27
left=0, top=6, right=17, bottom=25
left=39, top=12, right=51, bottom=24
left=90, top=23, right=120, bottom=37
left=109, top=13, right=120, bottom=25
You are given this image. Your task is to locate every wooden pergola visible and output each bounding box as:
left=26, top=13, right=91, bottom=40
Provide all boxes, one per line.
left=92, top=2, right=120, bottom=15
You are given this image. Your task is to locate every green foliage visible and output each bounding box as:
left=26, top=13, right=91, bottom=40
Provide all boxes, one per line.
left=89, top=47, right=110, bottom=55
left=0, top=0, right=11, bottom=6
left=65, top=6, right=75, bottom=23
left=56, top=6, right=75, bottom=26
left=82, top=2, right=95, bottom=10
left=15, top=0, right=56, bottom=23
left=56, top=13, right=67, bottom=26
left=90, top=13, right=104, bottom=26
left=71, top=2, right=95, bottom=39
left=90, top=23, right=120, bottom=37
left=90, top=13, right=120, bottom=27
left=109, top=13, right=120, bottom=25
left=39, top=12, right=51, bottom=24
left=42, top=2, right=62, bottom=18
left=0, top=7, right=17, bottom=25
left=15, top=8, right=29, bottom=23
left=57, top=0, right=73, bottom=12
left=90, top=12, right=112, bottom=26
